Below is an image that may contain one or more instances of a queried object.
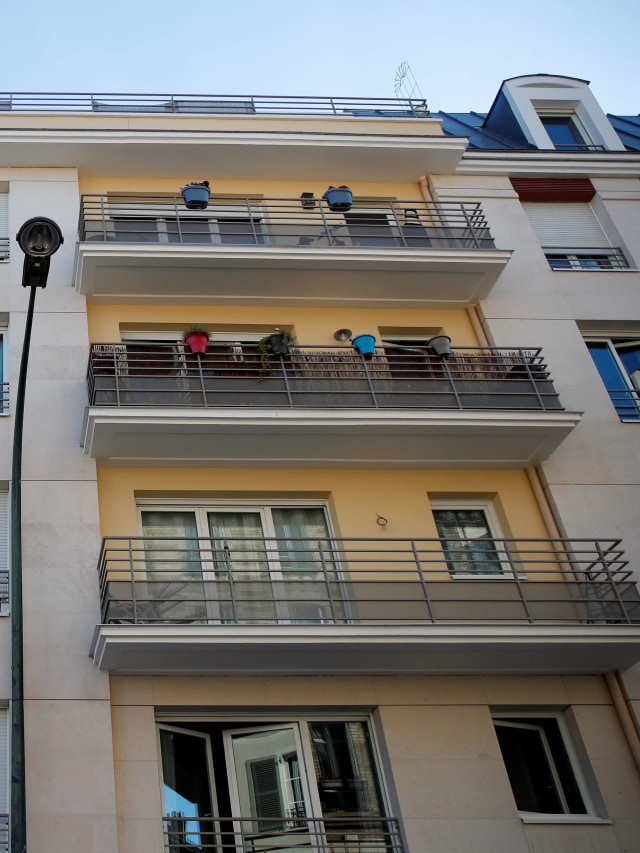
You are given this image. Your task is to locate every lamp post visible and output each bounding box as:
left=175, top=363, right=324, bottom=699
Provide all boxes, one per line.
left=11, top=218, right=63, bottom=853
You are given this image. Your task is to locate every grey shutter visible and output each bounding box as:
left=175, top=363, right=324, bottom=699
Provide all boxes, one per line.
left=523, top=202, right=611, bottom=248
left=250, top=756, right=284, bottom=829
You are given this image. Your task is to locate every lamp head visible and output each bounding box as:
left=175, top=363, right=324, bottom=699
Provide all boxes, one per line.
left=16, top=217, right=63, bottom=259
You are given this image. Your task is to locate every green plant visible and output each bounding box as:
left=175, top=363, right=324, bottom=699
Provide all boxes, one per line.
left=257, top=328, right=296, bottom=382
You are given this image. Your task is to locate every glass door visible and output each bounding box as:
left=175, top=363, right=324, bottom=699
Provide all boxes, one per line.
left=223, top=724, right=315, bottom=852
left=159, top=725, right=217, bottom=852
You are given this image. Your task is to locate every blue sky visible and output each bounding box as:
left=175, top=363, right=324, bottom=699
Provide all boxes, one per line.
left=3, top=0, right=639, bottom=113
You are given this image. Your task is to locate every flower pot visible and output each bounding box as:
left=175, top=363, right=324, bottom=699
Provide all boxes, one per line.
left=352, top=334, right=376, bottom=360
left=323, top=186, right=353, bottom=212
left=184, top=332, right=209, bottom=354
left=427, top=335, right=452, bottom=358
left=268, top=333, right=291, bottom=356
left=181, top=183, right=211, bottom=210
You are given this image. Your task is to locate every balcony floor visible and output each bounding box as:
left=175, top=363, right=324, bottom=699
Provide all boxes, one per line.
left=82, top=406, right=581, bottom=467
left=91, top=622, right=640, bottom=676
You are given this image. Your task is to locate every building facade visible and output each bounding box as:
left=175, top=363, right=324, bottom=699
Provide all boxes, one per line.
left=0, top=76, right=639, bottom=853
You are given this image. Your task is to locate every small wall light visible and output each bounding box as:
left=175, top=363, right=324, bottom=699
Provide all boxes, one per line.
left=333, top=328, right=353, bottom=341
left=300, top=192, right=316, bottom=210
left=376, top=514, right=388, bottom=528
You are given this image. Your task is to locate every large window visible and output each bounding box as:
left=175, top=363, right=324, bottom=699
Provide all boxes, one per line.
left=431, top=499, right=506, bottom=576
left=139, top=502, right=338, bottom=624
left=586, top=338, right=640, bottom=421
left=159, top=716, right=387, bottom=848
left=493, top=714, right=591, bottom=816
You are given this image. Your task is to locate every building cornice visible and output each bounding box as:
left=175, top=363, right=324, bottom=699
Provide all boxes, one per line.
left=456, top=150, right=640, bottom=178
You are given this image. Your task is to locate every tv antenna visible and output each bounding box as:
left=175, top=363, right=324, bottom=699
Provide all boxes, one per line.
left=394, top=61, right=427, bottom=111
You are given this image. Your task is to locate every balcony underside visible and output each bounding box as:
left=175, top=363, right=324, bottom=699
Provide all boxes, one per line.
left=91, top=623, right=640, bottom=676
left=82, top=407, right=580, bottom=467
left=74, top=244, right=511, bottom=306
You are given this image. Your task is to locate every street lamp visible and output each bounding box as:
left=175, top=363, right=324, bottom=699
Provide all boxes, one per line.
left=11, top=218, right=63, bottom=853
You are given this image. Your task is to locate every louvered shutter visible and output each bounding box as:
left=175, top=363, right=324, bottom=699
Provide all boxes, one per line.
left=0, top=195, right=8, bottom=260
left=0, top=493, right=7, bottom=610
left=0, top=706, right=7, bottom=813
left=522, top=202, right=611, bottom=249
left=250, top=757, right=283, bottom=829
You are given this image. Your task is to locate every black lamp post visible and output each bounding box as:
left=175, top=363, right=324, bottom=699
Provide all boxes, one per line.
left=11, top=218, right=63, bottom=853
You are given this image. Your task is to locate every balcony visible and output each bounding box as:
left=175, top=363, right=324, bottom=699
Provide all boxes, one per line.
left=92, top=535, right=640, bottom=676
left=74, top=195, right=512, bottom=305
left=162, top=816, right=404, bottom=853
left=83, top=343, right=580, bottom=467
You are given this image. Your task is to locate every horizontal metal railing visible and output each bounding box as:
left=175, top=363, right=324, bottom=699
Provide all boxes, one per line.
left=0, top=383, right=8, bottom=412
left=78, top=195, right=497, bottom=251
left=0, top=92, right=427, bottom=117
left=99, top=536, right=640, bottom=626
left=545, top=249, right=629, bottom=270
left=163, top=815, right=404, bottom=853
left=87, top=344, right=562, bottom=412
left=0, top=238, right=8, bottom=260
left=605, top=388, right=640, bottom=420
left=0, top=814, right=6, bottom=853
left=0, top=571, right=8, bottom=607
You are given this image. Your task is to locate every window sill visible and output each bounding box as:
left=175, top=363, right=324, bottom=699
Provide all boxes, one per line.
left=520, top=814, right=611, bottom=825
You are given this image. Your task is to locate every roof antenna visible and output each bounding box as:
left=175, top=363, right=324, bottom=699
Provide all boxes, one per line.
left=394, top=61, right=428, bottom=112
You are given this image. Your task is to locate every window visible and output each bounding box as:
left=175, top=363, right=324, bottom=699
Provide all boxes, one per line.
left=158, top=716, right=388, bottom=847
left=538, top=114, right=595, bottom=151
left=0, top=193, right=7, bottom=260
left=431, top=499, right=506, bottom=576
left=493, top=714, right=591, bottom=816
left=522, top=202, right=629, bottom=271
left=139, top=502, right=339, bottom=624
left=586, top=338, right=640, bottom=421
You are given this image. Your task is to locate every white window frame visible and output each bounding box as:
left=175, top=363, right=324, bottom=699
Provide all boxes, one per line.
left=492, top=711, right=596, bottom=819
left=430, top=498, right=511, bottom=578
left=536, top=110, right=595, bottom=150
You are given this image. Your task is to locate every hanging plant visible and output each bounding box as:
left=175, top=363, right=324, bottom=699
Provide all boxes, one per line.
left=257, top=328, right=296, bottom=382
left=181, top=180, right=211, bottom=210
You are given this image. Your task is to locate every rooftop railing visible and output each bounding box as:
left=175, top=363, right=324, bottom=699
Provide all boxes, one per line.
left=0, top=92, right=428, bottom=116
left=163, top=815, right=404, bottom=853
left=99, top=536, right=640, bottom=627
left=78, top=195, right=497, bottom=251
left=87, top=344, right=562, bottom=412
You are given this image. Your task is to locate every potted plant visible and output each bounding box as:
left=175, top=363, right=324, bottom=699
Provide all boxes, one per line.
left=181, top=180, right=211, bottom=210
left=323, top=185, right=353, bottom=212
left=427, top=335, right=452, bottom=358
left=257, top=328, right=296, bottom=381
left=183, top=326, right=210, bottom=354
left=351, top=334, right=376, bottom=361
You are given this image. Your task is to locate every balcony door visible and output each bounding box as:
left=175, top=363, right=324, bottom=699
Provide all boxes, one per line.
left=140, top=504, right=337, bottom=624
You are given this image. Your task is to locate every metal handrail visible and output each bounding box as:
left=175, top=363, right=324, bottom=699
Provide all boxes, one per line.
left=0, top=238, right=8, bottom=260
left=0, top=814, right=7, bottom=853
left=98, top=536, right=640, bottom=626
left=0, top=383, right=8, bottom=413
left=163, top=814, right=404, bottom=853
left=87, top=343, right=563, bottom=412
left=78, top=195, right=497, bottom=250
left=0, top=92, right=428, bottom=116
left=604, top=388, right=640, bottom=420
left=0, top=572, right=8, bottom=606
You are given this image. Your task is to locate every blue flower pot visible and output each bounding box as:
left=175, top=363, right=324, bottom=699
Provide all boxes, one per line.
left=352, top=334, right=376, bottom=360
left=181, top=183, right=211, bottom=210
left=323, top=186, right=353, bottom=212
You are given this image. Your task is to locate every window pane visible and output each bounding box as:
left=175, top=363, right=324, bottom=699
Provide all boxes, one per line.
left=309, top=722, right=383, bottom=818
left=113, top=218, right=160, bottom=242
left=165, top=219, right=212, bottom=244
left=160, top=728, right=213, bottom=846
left=433, top=508, right=503, bottom=575
left=540, top=117, right=586, bottom=150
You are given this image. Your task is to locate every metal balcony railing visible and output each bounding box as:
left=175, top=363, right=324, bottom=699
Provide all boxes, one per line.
left=0, top=383, right=8, bottom=413
left=87, top=344, right=562, bottom=412
left=605, top=388, right=640, bottom=420
left=0, top=815, right=6, bottom=853
left=545, top=248, right=629, bottom=270
left=0, top=92, right=428, bottom=116
left=163, top=815, right=404, bottom=853
left=99, top=536, right=640, bottom=627
left=78, top=195, right=497, bottom=251
left=0, top=237, right=8, bottom=260
left=0, top=571, right=8, bottom=607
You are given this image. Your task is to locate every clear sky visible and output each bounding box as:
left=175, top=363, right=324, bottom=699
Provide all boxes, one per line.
left=3, top=0, right=638, bottom=114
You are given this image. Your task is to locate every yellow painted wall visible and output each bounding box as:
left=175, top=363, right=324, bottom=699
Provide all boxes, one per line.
left=79, top=176, right=426, bottom=200
left=97, top=465, right=548, bottom=541
left=87, top=304, right=477, bottom=347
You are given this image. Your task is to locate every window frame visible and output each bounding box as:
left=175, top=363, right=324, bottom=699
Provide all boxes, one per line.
left=585, top=336, right=640, bottom=421
left=430, top=498, right=511, bottom=578
left=537, top=112, right=595, bottom=151
left=492, top=711, right=596, bottom=819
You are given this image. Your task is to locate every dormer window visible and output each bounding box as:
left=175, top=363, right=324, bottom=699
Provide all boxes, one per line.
left=537, top=113, right=594, bottom=151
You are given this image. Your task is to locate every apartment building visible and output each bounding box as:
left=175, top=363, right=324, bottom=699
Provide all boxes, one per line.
left=0, top=75, right=639, bottom=853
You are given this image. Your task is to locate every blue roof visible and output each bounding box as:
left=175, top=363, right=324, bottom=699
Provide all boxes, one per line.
left=433, top=110, right=640, bottom=152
